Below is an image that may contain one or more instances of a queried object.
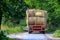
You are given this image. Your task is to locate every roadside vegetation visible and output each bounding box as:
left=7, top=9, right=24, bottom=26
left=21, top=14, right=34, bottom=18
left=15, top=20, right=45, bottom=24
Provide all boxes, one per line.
left=0, top=30, right=15, bottom=40
left=1, top=25, right=24, bottom=34
left=46, top=26, right=57, bottom=33
left=1, top=18, right=26, bottom=34
left=53, top=30, right=60, bottom=38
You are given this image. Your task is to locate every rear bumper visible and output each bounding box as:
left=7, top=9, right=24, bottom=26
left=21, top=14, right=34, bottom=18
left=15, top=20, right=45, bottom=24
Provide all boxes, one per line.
left=29, top=29, right=45, bottom=31
left=29, top=27, right=45, bottom=32
left=29, top=25, right=46, bottom=32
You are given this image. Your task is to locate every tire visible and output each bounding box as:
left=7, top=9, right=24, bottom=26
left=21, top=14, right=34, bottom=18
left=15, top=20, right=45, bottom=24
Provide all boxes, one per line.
left=29, top=31, right=32, bottom=34
left=42, top=28, right=45, bottom=34
left=42, top=31, right=45, bottom=34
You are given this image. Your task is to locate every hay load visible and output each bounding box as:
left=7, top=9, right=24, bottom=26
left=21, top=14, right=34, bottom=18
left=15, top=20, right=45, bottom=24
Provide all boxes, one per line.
left=26, top=9, right=47, bottom=25
left=28, top=17, right=36, bottom=25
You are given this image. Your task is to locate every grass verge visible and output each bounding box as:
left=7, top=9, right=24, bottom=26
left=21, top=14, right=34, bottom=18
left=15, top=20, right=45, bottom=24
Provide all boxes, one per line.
left=1, top=25, right=24, bottom=34
left=53, top=30, right=60, bottom=38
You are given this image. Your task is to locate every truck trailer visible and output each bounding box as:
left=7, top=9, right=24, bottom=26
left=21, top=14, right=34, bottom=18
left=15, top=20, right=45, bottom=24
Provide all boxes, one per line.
left=26, top=9, right=47, bottom=33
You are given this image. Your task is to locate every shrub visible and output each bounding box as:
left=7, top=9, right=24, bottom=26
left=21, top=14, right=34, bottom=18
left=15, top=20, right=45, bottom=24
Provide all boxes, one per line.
left=46, top=26, right=56, bottom=33
left=5, top=26, right=23, bottom=34
left=53, top=30, right=60, bottom=38
left=0, top=30, right=13, bottom=40
left=1, top=25, right=24, bottom=34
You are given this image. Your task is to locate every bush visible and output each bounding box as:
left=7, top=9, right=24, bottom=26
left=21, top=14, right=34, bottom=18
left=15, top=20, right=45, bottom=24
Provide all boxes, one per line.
left=46, top=26, right=56, bottom=33
left=0, top=30, right=13, bottom=40
left=20, top=18, right=27, bottom=26
left=5, top=26, right=23, bottom=34
left=1, top=24, right=24, bottom=34
left=6, top=22, right=14, bottom=27
left=53, top=30, right=60, bottom=38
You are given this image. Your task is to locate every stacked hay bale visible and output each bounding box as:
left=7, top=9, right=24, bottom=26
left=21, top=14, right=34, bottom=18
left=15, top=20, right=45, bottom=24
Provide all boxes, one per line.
left=26, top=9, right=47, bottom=26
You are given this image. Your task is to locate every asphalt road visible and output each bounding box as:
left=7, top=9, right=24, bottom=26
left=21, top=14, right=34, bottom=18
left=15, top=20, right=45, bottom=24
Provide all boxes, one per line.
left=7, top=32, right=53, bottom=40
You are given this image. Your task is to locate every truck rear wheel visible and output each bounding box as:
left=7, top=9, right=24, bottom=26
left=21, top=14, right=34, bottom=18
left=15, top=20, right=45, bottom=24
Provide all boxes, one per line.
left=41, top=28, right=45, bottom=34
left=29, top=31, right=32, bottom=33
left=41, top=31, right=45, bottom=34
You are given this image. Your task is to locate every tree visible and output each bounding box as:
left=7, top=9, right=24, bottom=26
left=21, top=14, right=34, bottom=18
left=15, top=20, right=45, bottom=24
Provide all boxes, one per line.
left=24, top=0, right=60, bottom=27
left=0, top=0, right=6, bottom=28
left=1, top=0, right=29, bottom=26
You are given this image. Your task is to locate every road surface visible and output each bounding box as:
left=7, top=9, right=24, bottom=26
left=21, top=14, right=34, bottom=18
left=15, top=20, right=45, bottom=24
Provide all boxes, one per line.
left=7, top=32, right=53, bottom=40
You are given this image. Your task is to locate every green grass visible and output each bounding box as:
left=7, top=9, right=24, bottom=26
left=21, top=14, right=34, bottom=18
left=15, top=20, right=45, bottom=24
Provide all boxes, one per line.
left=53, top=30, right=60, bottom=38
left=2, top=38, right=15, bottom=40
left=20, top=18, right=27, bottom=26
left=46, top=26, right=56, bottom=33
left=1, top=18, right=26, bottom=34
left=0, top=30, right=15, bottom=40
left=1, top=25, right=24, bottom=34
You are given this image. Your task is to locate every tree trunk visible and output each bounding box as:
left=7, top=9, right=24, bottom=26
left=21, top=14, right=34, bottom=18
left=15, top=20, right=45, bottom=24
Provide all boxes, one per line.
left=0, top=10, right=2, bottom=29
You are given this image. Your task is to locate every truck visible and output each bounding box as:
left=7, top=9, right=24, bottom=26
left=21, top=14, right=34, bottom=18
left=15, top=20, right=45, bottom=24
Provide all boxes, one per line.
left=26, top=9, right=47, bottom=34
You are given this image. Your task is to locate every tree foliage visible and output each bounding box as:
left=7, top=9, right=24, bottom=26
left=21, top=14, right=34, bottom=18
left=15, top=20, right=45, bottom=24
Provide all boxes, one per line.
left=0, top=0, right=60, bottom=28
left=0, top=30, right=14, bottom=40
left=24, top=0, right=60, bottom=27
left=0, top=0, right=28, bottom=25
